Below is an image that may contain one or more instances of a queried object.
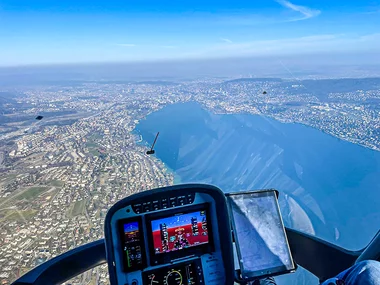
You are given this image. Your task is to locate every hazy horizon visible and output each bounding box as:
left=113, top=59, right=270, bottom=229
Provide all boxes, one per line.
left=1, top=51, right=380, bottom=84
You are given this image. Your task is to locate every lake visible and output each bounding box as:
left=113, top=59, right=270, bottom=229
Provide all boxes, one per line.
left=135, top=101, right=380, bottom=251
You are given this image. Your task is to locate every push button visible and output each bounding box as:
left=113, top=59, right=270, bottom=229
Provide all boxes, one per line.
left=132, top=204, right=142, bottom=214
left=186, top=194, right=194, bottom=203
left=161, top=198, right=168, bottom=209
left=169, top=197, right=177, bottom=207
left=178, top=196, right=186, bottom=205
left=142, top=202, right=152, bottom=212
left=152, top=200, right=160, bottom=210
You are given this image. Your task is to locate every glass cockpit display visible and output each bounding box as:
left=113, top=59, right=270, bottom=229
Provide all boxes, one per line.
left=119, top=219, right=145, bottom=272
left=144, top=261, right=202, bottom=285
left=227, top=190, right=295, bottom=280
left=150, top=210, right=209, bottom=254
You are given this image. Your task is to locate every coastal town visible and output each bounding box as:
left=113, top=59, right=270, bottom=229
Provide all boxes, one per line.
left=0, top=77, right=379, bottom=284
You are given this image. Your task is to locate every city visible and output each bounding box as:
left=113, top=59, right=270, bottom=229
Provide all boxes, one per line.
left=0, top=77, right=380, bottom=284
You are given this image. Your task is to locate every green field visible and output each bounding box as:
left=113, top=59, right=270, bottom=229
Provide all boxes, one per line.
left=0, top=209, right=38, bottom=222
left=0, top=174, right=17, bottom=183
left=86, top=141, right=98, bottom=148
left=16, top=186, right=49, bottom=201
left=48, top=180, right=64, bottom=187
left=0, top=186, right=52, bottom=208
left=70, top=200, right=86, bottom=217
left=87, top=133, right=103, bottom=141
left=88, top=148, right=100, bottom=157
left=86, top=137, right=102, bottom=157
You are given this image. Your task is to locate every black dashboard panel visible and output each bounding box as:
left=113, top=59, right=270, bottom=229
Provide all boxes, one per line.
left=11, top=229, right=364, bottom=285
left=132, top=193, right=195, bottom=214
left=104, top=184, right=234, bottom=285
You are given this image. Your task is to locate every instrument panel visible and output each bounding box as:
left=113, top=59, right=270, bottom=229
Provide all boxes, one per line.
left=104, top=184, right=234, bottom=285
left=144, top=259, right=203, bottom=285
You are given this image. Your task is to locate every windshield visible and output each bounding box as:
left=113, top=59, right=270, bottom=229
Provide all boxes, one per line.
left=1, top=0, right=380, bottom=284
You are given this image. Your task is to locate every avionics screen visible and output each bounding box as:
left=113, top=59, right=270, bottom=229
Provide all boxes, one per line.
left=227, top=191, right=295, bottom=279
left=119, top=219, right=145, bottom=272
left=151, top=209, right=209, bottom=254
left=144, top=261, right=200, bottom=285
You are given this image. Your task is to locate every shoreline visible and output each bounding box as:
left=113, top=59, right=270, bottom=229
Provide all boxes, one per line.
left=132, top=129, right=182, bottom=185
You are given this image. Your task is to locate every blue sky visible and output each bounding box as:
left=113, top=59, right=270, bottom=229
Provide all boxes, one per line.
left=124, top=221, right=139, bottom=233
left=1, top=0, right=380, bottom=66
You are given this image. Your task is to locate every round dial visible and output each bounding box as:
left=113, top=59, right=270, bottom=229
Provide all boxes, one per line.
left=149, top=274, right=159, bottom=285
left=164, top=270, right=183, bottom=285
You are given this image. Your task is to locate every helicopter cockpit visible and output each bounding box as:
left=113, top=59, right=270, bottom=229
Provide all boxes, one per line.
left=104, top=184, right=235, bottom=285
left=104, top=183, right=297, bottom=285
left=12, top=184, right=380, bottom=285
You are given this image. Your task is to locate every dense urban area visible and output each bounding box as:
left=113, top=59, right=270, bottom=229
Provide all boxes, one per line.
left=0, top=77, right=380, bottom=284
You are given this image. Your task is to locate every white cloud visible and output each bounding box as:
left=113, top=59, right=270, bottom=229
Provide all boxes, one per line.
left=178, top=33, right=380, bottom=59
left=117, top=44, right=136, bottom=47
left=212, top=1, right=320, bottom=26
left=211, top=34, right=338, bottom=54
left=110, top=33, right=380, bottom=61
left=276, top=0, right=321, bottom=21
left=221, top=38, right=233, bottom=43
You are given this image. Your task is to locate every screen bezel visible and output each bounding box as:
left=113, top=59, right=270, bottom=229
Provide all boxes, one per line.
left=145, top=203, right=214, bottom=265
left=226, top=190, right=296, bottom=280
left=118, top=216, right=146, bottom=272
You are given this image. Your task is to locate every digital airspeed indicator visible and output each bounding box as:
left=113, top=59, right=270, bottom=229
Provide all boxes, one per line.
left=144, top=261, right=203, bottom=285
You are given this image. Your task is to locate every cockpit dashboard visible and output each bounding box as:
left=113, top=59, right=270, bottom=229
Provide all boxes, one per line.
left=104, top=184, right=235, bottom=285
